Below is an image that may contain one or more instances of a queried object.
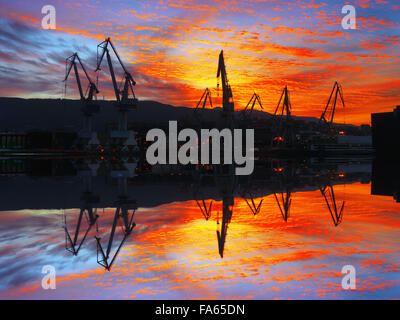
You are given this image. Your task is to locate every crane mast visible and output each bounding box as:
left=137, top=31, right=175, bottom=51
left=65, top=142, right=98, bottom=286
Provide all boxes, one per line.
left=319, top=81, right=345, bottom=130
left=195, top=88, right=213, bottom=111
left=96, top=37, right=137, bottom=109
left=95, top=38, right=138, bottom=150
left=65, top=53, right=99, bottom=105
left=242, top=92, right=263, bottom=119
left=64, top=53, right=100, bottom=147
left=217, top=50, right=234, bottom=126
left=272, top=86, right=294, bottom=146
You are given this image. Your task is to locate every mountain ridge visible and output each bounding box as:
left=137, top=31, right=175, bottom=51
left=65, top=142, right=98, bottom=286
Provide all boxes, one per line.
left=0, top=97, right=353, bottom=132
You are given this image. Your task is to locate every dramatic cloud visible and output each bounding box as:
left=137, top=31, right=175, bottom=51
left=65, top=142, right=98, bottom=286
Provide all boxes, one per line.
left=0, top=0, right=399, bottom=124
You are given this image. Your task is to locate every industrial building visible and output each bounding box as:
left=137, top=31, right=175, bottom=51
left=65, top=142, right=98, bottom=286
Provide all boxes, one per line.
left=371, top=106, right=400, bottom=154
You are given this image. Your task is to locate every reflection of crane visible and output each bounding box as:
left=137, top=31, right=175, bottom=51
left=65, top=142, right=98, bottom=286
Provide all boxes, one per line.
left=196, top=199, right=213, bottom=220
left=95, top=177, right=137, bottom=271
left=64, top=204, right=98, bottom=256
left=242, top=92, right=263, bottom=119
left=271, top=160, right=295, bottom=222
left=64, top=175, right=99, bottom=255
left=64, top=53, right=100, bottom=145
left=215, top=165, right=236, bottom=258
left=217, top=196, right=233, bottom=258
left=95, top=199, right=137, bottom=271
left=96, top=38, right=138, bottom=148
left=192, top=173, right=213, bottom=220
left=319, top=81, right=345, bottom=130
left=217, top=50, right=234, bottom=126
left=320, top=184, right=345, bottom=226
left=239, top=175, right=264, bottom=215
left=272, top=86, right=294, bottom=146
left=273, top=192, right=291, bottom=222
left=244, top=197, right=263, bottom=216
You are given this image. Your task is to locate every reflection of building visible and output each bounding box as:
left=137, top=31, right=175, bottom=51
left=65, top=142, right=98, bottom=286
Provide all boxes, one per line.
left=0, top=132, right=27, bottom=149
left=0, top=156, right=383, bottom=265
left=371, top=159, right=400, bottom=203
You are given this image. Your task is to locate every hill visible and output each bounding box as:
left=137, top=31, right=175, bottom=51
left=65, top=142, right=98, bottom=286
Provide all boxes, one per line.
left=0, top=97, right=351, bottom=132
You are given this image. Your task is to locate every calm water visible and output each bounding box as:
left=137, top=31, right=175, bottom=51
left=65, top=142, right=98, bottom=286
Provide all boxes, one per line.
left=0, top=158, right=399, bottom=299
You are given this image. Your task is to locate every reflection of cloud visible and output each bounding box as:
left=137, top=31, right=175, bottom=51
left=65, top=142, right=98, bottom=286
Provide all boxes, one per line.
left=0, top=210, right=99, bottom=293
left=1, top=182, right=400, bottom=299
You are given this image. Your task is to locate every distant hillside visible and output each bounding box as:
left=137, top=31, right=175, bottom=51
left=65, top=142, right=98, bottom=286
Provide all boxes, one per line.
left=0, top=97, right=349, bottom=132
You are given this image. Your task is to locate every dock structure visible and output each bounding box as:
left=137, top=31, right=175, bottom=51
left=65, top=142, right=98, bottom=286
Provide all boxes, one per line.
left=0, top=132, right=27, bottom=150
left=371, top=106, right=400, bottom=155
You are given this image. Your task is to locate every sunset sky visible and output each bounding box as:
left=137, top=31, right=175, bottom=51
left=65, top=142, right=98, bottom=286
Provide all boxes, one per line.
left=0, top=0, right=399, bottom=124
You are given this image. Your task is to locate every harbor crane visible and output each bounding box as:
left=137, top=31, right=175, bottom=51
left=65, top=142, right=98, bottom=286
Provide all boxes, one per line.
left=272, top=86, right=295, bottom=146
left=95, top=38, right=138, bottom=149
left=64, top=53, right=100, bottom=147
left=320, top=184, right=345, bottom=226
left=242, top=92, right=263, bottom=119
left=194, top=88, right=213, bottom=124
left=217, top=50, right=234, bottom=126
left=319, top=81, right=345, bottom=130
left=195, top=88, right=213, bottom=111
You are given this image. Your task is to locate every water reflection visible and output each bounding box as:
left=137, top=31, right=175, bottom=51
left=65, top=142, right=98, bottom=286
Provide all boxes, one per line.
left=0, top=156, right=399, bottom=298
left=95, top=176, right=137, bottom=271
